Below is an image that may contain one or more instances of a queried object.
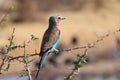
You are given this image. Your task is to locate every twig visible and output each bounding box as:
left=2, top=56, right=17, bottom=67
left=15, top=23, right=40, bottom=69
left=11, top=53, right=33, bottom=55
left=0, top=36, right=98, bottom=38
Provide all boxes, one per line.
left=60, top=28, right=120, bottom=52
left=23, top=41, right=32, bottom=80
left=0, top=28, right=15, bottom=73
left=0, top=12, right=9, bottom=25
left=65, top=46, right=89, bottom=80
left=65, top=28, right=120, bottom=80
left=0, top=56, right=7, bottom=74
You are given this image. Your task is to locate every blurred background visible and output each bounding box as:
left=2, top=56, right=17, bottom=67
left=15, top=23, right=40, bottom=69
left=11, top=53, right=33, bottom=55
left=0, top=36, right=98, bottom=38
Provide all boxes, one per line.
left=0, top=0, right=120, bottom=80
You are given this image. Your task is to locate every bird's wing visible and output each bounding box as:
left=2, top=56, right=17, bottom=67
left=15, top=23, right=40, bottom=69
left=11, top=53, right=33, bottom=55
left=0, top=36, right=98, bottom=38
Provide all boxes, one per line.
left=40, top=28, right=60, bottom=56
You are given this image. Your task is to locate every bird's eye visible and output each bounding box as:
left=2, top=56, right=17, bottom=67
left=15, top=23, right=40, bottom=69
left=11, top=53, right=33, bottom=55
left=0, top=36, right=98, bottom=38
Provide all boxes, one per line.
left=57, top=17, right=61, bottom=19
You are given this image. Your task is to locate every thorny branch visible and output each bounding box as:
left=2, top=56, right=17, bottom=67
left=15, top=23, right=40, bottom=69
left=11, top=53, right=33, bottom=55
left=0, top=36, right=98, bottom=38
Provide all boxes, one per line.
left=2, top=28, right=120, bottom=62
left=0, top=28, right=119, bottom=79
left=64, top=28, right=120, bottom=80
left=0, top=11, right=9, bottom=25
left=0, top=28, right=37, bottom=80
left=0, top=6, right=16, bottom=73
left=60, top=28, right=120, bottom=53
left=0, top=28, right=15, bottom=73
left=23, top=42, right=32, bottom=80
left=65, top=45, right=89, bottom=80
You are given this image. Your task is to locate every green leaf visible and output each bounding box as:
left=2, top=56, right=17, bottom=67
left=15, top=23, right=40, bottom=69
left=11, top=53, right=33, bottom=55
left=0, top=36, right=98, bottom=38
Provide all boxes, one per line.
left=11, top=46, right=17, bottom=50
left=31, top=34, right=39, bottom=40
left=78, top=63, right=83, bottom=68
left=10, top=40, right=14, bottom=45
left=64, top=76, right=75, bottom=80
left=75, top=63, right=83, bottom=70
left=81, top=56, right=87, bottom=61
left=5, top=45, right=9, bottom=48
left=2, top=18, right=7, bottom=22
left=26, top=54, right=29, bottom=58
left=27, top=59, right=34, bottom=64
left=7, top=47, right=12, bottom=51
left=7, top=56, right=13, bottom=60
left=9, top=5, right=17, bottom=11
left=72, top=61, right=78, bottom=65
left=8, top=38, right=14, bottom=46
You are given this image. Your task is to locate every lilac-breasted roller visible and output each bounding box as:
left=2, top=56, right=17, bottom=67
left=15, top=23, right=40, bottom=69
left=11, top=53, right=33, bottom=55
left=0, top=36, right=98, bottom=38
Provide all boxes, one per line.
left=35, top=15, right=65, bottom=79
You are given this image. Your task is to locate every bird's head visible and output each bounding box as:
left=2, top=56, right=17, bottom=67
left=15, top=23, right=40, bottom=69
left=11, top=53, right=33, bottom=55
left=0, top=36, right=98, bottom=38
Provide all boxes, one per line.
left=49, top=15, right=65, bottom=29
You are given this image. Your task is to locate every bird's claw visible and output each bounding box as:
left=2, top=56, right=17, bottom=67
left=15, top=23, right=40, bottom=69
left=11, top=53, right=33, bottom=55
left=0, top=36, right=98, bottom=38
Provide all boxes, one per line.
left=54, top=49, right=59, bottom=54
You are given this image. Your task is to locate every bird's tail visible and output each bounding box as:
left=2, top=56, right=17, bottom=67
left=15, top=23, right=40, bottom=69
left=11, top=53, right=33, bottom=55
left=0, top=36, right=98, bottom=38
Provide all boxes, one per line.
left=39, top=52, right=48, bottom=69
left=35, top=51, right=48, bottom=79
left=35, top=69, right=40, bottom=79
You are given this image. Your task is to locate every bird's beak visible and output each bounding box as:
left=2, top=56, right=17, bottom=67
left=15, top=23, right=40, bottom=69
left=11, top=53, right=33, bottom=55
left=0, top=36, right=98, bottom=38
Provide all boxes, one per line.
left=58, top=16, right=66, bottom=20
left=61, top=17, right=66, bottom=20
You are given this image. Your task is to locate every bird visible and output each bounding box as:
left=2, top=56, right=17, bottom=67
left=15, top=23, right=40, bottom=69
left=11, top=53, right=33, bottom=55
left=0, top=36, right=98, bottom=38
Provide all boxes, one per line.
left=35, top=15, right=65, bottom=79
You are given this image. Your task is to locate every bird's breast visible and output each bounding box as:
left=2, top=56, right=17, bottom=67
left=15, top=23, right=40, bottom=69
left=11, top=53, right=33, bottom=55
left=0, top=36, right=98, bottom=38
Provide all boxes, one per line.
left=56, top=25, right=61, bottom=30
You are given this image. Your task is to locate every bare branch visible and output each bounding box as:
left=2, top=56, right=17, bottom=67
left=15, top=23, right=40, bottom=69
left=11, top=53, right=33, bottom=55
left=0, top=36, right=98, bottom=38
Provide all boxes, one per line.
left=23, top=41, right=32, bottom=80
left=65, top=46, right=89, bottom=80
left=60, top=28, right=120, bottom=52
left=64, top=28, right=120, bottom=80
left=0, top=12, right=9, bottom=25
left=0, top=28, right=15, bottom=73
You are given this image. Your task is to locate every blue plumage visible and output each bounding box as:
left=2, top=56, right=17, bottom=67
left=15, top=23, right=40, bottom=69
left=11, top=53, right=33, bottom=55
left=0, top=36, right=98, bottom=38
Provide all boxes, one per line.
left=39, top=31, right=60, bottom=69
left=35, top=15, right=65, bottom=79
left=52, top=31, right=60, bottom=49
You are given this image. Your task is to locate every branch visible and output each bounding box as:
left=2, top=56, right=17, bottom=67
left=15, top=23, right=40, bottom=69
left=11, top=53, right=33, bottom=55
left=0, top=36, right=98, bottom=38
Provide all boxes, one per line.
left=0, top=12, right=9, bottom=25
left=60, top=28, right=120, bottom=52
left=64, top=28, right=120, bottom=80
left=65, top=46, right=89, bottom=80
left=0, top=5, right=16, bottom=25
left=0, top=28, right=15, bottom=73
left=1, top=28, right=119, bottom=67
left=23, top=41, right=32, bottom=80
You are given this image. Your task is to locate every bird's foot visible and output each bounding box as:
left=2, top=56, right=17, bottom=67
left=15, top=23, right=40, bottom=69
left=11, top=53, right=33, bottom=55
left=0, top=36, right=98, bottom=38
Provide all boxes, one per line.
left=54, top=49, right=59, bottom=54
left=54, top=49, right=59, bottom=52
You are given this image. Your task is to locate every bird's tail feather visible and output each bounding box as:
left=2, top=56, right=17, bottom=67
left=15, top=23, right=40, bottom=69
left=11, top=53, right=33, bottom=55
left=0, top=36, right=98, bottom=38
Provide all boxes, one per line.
left=39, top=53, right=48, bottom=69
left=35, top=69, right=40, bottom=79
left=35, top=57, right=45, bottom=79
left=35, top=51, right=48, bottom=79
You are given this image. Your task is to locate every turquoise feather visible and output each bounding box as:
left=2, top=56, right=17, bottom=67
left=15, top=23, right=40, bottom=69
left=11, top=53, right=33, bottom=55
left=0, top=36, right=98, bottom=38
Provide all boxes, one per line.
left=35, top=15, right=65, bottom=79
